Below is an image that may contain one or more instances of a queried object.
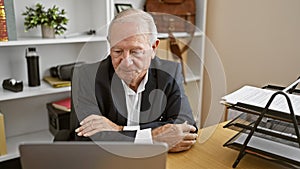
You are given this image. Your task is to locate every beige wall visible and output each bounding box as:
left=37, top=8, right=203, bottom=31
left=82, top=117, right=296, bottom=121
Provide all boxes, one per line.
left=202, top=0, right=300, bottom=126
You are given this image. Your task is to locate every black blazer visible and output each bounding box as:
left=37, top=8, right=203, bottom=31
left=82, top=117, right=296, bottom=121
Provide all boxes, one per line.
left=70, top=56, right=196, bottom=141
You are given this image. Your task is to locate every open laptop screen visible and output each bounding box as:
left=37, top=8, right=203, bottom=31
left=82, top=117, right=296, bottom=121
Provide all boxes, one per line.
left=19, top=141, right=168, bottom=169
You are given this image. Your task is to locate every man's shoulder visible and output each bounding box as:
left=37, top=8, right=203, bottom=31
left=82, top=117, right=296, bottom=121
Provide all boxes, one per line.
left=151, top=56, right=179, bottom=68
left=151, top=57, right=180, bottom=75
left=76, top=61, right=99, bottom=74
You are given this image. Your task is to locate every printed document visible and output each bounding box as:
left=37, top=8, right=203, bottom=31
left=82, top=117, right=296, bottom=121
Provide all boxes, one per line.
left=221, top=85, right=300, bottom=116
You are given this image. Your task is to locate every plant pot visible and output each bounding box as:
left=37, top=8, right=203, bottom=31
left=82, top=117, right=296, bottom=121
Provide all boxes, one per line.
left=41, top=25, right=55, bottom=38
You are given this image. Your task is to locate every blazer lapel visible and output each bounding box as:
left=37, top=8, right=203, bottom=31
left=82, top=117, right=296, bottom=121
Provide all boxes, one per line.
left=140, top=67, right=167, bottom=124
left=110, top=72, right=128, bottom=125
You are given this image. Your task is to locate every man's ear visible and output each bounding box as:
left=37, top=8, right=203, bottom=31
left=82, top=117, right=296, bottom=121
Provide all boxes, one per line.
left=151, top=39, right=160, bottom=58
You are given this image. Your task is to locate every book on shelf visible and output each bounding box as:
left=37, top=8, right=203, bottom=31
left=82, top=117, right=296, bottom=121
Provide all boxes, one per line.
left=0, top=0, right=8, bottom=42
left=3, top=0, right=17, bottom=40
left=52, top=97, right=71, bottom=112
left=43, top=76, right=71, bottom=88
left=0, top=112, right=7, bottom=156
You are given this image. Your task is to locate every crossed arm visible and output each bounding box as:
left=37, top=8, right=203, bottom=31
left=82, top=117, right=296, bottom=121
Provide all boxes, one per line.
left=75, top=114, right=198, bottom=152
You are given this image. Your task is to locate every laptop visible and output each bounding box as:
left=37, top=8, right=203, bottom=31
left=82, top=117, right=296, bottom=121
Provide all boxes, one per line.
left=19, top=141, right=168, bottom=169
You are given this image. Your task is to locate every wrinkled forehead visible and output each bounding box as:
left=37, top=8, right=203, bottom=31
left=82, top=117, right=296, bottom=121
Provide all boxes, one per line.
left=109, top=22, right=149, bottom=47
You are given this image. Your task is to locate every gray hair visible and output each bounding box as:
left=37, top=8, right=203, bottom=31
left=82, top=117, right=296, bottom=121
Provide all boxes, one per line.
left=107, top=8, right=158, bottom=45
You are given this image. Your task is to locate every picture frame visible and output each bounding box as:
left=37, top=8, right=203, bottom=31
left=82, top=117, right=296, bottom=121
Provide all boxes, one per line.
left=115, top=3, right=133, bottom=13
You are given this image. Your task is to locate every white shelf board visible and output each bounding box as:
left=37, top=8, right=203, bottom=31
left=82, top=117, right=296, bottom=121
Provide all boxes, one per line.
left=0, top=129, right=53, bottom=162
left=0, top=35, right=107, bottom=47
left=0, top=81, right=70, bottom=101
left=0, top=32, right=203, bottom=47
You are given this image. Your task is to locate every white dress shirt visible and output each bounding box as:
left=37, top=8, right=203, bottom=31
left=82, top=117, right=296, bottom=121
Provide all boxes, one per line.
left=121, top=71, right=153, bottom=144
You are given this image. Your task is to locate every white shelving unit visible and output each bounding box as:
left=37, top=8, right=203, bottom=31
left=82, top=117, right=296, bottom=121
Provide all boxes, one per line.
left=0, top=0, right=207, bottom=163
left=0, top=130, right=53, bottom=162
left=0, top=82, right=70, bottom=102
left=0, top=35, right=108, bottom=47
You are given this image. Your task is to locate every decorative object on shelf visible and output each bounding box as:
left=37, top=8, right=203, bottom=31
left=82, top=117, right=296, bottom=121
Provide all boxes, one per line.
left=0, top=0, right=8, bottom=42
left=2, top=78, right=23, bottom=92
left=41, top=24, right=55, bottom=39
left=25, top=47, right=40, bottom=86
left=115, top=3, right=133, bottom=13
left=22, top=3, right=69, bottom=38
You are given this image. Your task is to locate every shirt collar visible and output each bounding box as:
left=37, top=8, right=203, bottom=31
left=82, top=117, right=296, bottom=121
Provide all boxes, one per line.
left=122, top=70, right=149, bottom=95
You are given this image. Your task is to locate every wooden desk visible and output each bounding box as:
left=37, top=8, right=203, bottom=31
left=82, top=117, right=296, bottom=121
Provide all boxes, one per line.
left=167, top=122, right=288, bottom=169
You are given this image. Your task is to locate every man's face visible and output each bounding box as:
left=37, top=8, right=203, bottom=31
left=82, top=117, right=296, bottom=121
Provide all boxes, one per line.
left=109, top=22, right=156, bottom=85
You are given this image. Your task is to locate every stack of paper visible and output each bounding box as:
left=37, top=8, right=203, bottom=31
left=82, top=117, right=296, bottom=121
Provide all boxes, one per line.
left=221, top=85, right=300, bottom=116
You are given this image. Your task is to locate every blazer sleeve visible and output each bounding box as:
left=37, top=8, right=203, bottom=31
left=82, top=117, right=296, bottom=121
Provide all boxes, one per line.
left=72, top=63, right=102, bottom=121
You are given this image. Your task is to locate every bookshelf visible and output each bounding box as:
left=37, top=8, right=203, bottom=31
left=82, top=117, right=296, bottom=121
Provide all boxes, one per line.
left=0, top=0, right=207, bottom=162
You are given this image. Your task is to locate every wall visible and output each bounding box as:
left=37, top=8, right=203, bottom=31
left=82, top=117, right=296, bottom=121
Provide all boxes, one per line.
left=202, top=0, right=300, bottom=127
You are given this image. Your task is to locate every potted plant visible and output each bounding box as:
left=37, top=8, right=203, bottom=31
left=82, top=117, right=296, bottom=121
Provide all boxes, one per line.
left=22, top=3, right=69, bottom=38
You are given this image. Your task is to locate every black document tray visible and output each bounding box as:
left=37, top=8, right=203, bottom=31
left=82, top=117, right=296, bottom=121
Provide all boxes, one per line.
left=222, top=81, right=300, bottom=168
left=224, top=131, right=300, bottom=168
left=224, top=112, right=300, bottom=144
left=227, top=102, right=300, bottom=124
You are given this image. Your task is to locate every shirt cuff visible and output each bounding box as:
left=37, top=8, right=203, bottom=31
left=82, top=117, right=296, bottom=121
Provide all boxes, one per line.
left=134, top=128, right=153, bottom=144
left=123, top=125, right=140, bottom=131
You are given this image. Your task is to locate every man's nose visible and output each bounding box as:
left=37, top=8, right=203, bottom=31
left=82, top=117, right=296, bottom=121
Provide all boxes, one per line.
left=121, top=51, right=133, bottom=66
left=122, top=50, right=130, bottom=59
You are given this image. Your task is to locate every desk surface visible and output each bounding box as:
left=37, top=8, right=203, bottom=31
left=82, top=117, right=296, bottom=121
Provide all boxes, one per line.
left=167, top=122, right=289, bottom=169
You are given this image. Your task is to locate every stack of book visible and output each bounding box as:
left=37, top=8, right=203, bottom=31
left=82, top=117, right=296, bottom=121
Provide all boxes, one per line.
left=43, top=76, right=71, bottom=88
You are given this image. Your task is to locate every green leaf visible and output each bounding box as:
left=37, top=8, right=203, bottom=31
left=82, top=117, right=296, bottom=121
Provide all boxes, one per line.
left=22, top=3, right=69, bottom=35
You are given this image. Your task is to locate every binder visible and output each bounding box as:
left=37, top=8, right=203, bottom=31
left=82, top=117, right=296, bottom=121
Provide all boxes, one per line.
left=221, top=77, right=300, bottom=168
left=4, top=0, right=17, bottom=40
left=0, top=112, right=7, bottom=156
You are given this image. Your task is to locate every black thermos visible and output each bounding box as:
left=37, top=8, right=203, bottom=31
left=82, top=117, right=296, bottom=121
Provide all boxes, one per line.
left=26, top=47, right=40, bottom=86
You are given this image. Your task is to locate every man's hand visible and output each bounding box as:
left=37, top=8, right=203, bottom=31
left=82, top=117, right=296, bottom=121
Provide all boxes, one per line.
left=75, top=114, right=123, bottom=137
left=152, top=122, right=197, bottom=152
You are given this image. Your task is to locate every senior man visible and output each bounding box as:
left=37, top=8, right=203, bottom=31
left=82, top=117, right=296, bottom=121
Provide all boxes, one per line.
left=72, top=9, right=197, bottom=152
